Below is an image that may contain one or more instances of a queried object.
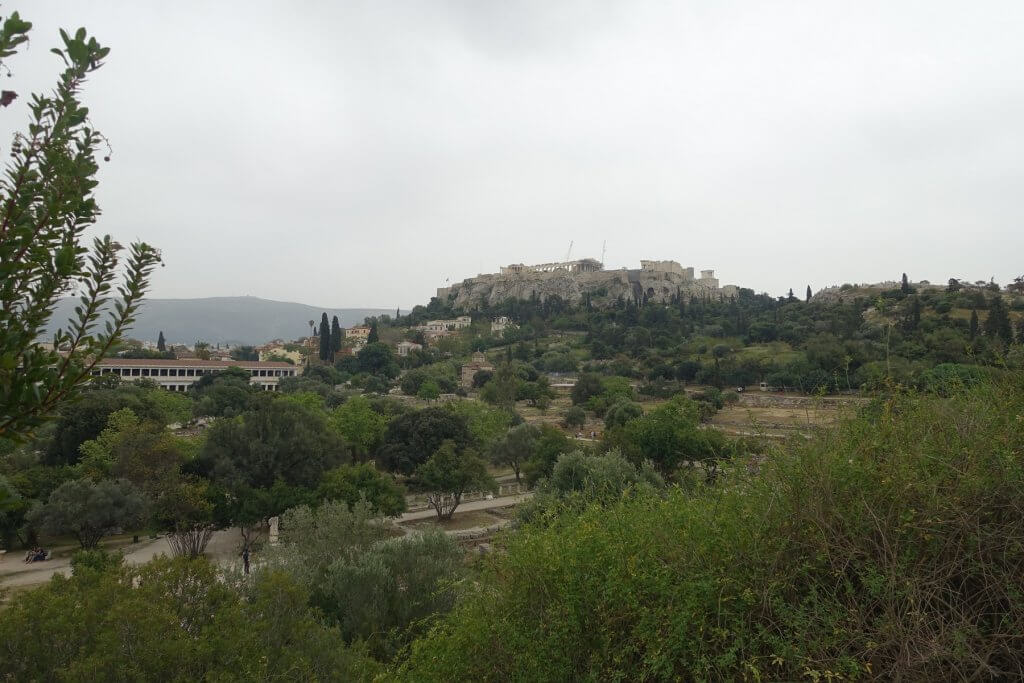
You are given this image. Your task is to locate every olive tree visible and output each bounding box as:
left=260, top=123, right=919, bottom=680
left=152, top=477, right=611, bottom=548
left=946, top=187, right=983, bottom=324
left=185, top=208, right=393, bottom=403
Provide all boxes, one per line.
left=0, top=14, right=161, bottom=442
left=28, top=477, right=147, bottom=548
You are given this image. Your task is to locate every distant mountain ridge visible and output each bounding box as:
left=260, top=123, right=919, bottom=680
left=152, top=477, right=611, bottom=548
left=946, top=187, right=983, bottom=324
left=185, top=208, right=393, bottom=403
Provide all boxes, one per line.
left=46, top=296, right=393, bottom=346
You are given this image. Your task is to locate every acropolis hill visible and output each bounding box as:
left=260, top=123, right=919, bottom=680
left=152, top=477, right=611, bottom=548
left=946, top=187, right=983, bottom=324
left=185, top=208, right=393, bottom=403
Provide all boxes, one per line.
left=437, top=259, right=739, bottom=310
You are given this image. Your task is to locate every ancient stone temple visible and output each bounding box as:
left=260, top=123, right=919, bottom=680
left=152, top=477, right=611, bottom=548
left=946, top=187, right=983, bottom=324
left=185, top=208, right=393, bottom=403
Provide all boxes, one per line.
left=437, top=259, right=738, bottom=311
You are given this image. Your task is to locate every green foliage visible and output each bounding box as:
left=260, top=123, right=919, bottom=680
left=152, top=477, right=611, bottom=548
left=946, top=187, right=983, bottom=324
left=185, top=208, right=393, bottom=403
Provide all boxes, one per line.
left=417, top=378, right=441, bottom=401
left=0, top=555, right=379, bottom=680
left=277, top=389, right=327, bottom=414
left=606, top=395, right=732, bottom=476
left=321, top=530, right=461, bottom=658
left=479, top=362, right=519, bottom=408
left=583, top=375, right=635, bottom=417
left=401, top=372, right=1024, bottom=681
left=69, top=547, right=124, bottom=576
left=0, top=17, right=161, bottom=442
left=518, top=450, right=665, bottom=523
left=445, top=399, right=515, bottom=452
left=400, top=362, right=459, bottom=396
left=377, top=407, right=471, bottom=475
left=983, top=295, right=1013, bottom=344
left=190, top=367, right=257, bottom=417
left=199, top=398, right=348, bottom=490
left=317, top=463, right=406, bottom=517
left=45, top=382, right=181, bottom=465
left=415, top=440, right=497, bottom=520
left=328, top=395, right=388, bottom=462
left=331, top=315, right=342, bottom=354
left=548, top=450, right=659, bottom=499
left=570, top=372, right=604, bottom=405
left=562, top=405, right=586, bottom=428
left=488, top=422, right=537, bottom=483
left=28, top=477, right=147, bottom=548
left=151, top=477, right=216, bottom=557
left=522, top=423, right=575, bottom=486
left=143, top=387, right=192, bottom=425
left=603, top=398, right=643, bottom=428
left=319, top=312, right=331, bottom=361
left=263, top=500, right=458, bottom=659
left=357, top=342, right=399, bottom=378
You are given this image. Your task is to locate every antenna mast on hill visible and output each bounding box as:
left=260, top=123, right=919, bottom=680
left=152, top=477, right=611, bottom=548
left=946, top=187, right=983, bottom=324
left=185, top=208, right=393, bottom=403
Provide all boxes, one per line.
left=564, top=240, right=573, bottom=261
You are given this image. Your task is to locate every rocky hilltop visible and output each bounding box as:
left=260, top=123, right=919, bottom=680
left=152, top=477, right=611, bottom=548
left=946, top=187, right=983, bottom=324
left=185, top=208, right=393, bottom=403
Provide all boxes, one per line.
left=437, top=260, right=738, bottom=310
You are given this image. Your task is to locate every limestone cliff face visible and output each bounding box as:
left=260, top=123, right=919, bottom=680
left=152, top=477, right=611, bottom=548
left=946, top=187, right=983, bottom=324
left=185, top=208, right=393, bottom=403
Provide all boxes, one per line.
left=442, top=269, right=723, bottom=310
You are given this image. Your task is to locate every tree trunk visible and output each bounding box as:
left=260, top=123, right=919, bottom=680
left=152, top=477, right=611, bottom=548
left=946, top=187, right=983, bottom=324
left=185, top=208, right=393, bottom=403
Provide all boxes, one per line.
left=167, top=525, right=215, bottom=558
left=428, top=492, right=462, bottom=521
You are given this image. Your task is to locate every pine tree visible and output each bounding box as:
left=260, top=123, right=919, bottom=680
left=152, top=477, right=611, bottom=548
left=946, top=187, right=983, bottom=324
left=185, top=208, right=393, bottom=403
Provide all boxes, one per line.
left=983, top=296, right=1013, bottom=344
left=157, top=331, right=166, bottom=352
left=330, top=316, right=342, bottom=354
left=318, top=313, right=330, bottom=361
left=805, top=285, right=812, bottom=302
left=969, top=309, right=979, bottom=340
left=367, top=322, right=379, bottom=344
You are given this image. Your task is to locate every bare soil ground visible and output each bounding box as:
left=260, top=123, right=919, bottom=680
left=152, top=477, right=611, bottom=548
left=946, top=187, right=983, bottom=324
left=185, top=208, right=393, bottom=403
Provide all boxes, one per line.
left=1, top=529, right=244, bottom=591
left=402, top=509, right=505, bottom=532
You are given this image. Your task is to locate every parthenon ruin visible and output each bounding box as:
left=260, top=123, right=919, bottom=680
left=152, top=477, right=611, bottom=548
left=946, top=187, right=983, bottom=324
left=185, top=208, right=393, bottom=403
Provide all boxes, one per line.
left=437, top=258, right=739, bottom=311
left=500, top=258, right=603, bottom=275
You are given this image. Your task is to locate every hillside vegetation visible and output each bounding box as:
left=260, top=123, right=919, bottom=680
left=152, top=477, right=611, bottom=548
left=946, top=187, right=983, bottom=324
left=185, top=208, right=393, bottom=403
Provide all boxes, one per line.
left=400, top=371, right=1024, bottom=680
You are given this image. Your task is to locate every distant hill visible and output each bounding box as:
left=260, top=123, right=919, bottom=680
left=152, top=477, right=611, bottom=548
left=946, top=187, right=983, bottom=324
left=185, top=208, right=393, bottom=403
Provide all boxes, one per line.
left=46, top=296, right=393, bottom=346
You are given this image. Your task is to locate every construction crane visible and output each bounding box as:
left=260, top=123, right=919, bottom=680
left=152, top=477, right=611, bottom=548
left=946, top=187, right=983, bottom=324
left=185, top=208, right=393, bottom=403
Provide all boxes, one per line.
left=564, top=240, right=573, bottom=262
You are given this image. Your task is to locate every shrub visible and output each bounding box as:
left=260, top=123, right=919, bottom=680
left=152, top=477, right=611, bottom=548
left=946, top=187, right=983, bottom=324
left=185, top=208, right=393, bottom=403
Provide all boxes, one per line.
left=562, top=406, right=586, bottom=429
left=401, top=372, right=1024, bottom=681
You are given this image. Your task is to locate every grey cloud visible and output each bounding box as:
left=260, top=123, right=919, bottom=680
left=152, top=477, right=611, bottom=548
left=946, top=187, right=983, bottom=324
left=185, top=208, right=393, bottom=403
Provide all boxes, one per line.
left=1, top=1, right=1021, bottom=308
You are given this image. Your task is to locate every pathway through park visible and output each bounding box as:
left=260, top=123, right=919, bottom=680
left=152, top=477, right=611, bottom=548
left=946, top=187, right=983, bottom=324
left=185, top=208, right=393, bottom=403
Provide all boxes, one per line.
left=0, top=491, right=532, bottom=589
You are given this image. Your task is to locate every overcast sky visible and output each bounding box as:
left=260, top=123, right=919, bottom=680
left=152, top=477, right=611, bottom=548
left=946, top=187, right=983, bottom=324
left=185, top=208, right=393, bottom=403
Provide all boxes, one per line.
left=5, top=1, right=1022, bottom=308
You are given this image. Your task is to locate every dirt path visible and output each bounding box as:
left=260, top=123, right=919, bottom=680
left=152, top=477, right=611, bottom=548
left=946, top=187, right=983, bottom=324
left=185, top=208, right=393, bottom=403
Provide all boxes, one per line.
left=0, top=529, right=242, bottom=589
left=399, top=492, right=532, bottom=522
left=2, top=494, right=532, bottom=590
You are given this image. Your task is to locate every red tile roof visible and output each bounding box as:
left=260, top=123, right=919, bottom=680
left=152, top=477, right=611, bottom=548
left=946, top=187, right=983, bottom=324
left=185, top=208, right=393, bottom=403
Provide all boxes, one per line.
left=98, top=358, right=294, bottom=368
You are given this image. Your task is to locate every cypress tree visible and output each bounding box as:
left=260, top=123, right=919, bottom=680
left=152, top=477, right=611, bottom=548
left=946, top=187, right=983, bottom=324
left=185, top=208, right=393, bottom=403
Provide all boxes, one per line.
left=367, top=322, right=379, bottom=344
left=805, top=285, right=812, bottom=302
left=318, top=313, right=330, bottom=361
left=330, top=316, right=342, bottom=354
left=905, top=295, right=922, bottom=332
left=157, top=331, right=166, bottom=352
left=969, top=309, right=979, bottom=340
left=786, top=288, right=795, bottom=302
left=901, top=273, right=910, bottom=294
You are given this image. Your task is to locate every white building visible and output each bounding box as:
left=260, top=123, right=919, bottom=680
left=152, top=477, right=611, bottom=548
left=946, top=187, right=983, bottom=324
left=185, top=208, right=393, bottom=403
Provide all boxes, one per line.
left=92, top=358, right=298, bottom=392
left=491, top=316, right=514, bottom=334
left=396, top=341, right=423, bottom=357
left=420, top=315, right=472, bottom=333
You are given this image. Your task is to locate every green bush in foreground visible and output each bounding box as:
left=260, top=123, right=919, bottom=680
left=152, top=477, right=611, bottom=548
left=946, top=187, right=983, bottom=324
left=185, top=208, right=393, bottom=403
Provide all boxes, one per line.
left=400, top=373, right=1024, bottom=681
left=0, top=555, right=379, bottom=681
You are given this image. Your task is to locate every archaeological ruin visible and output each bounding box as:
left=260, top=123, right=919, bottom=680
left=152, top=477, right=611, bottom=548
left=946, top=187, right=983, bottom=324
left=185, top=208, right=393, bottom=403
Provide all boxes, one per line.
left=436, top=259, right=739, bottom=310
